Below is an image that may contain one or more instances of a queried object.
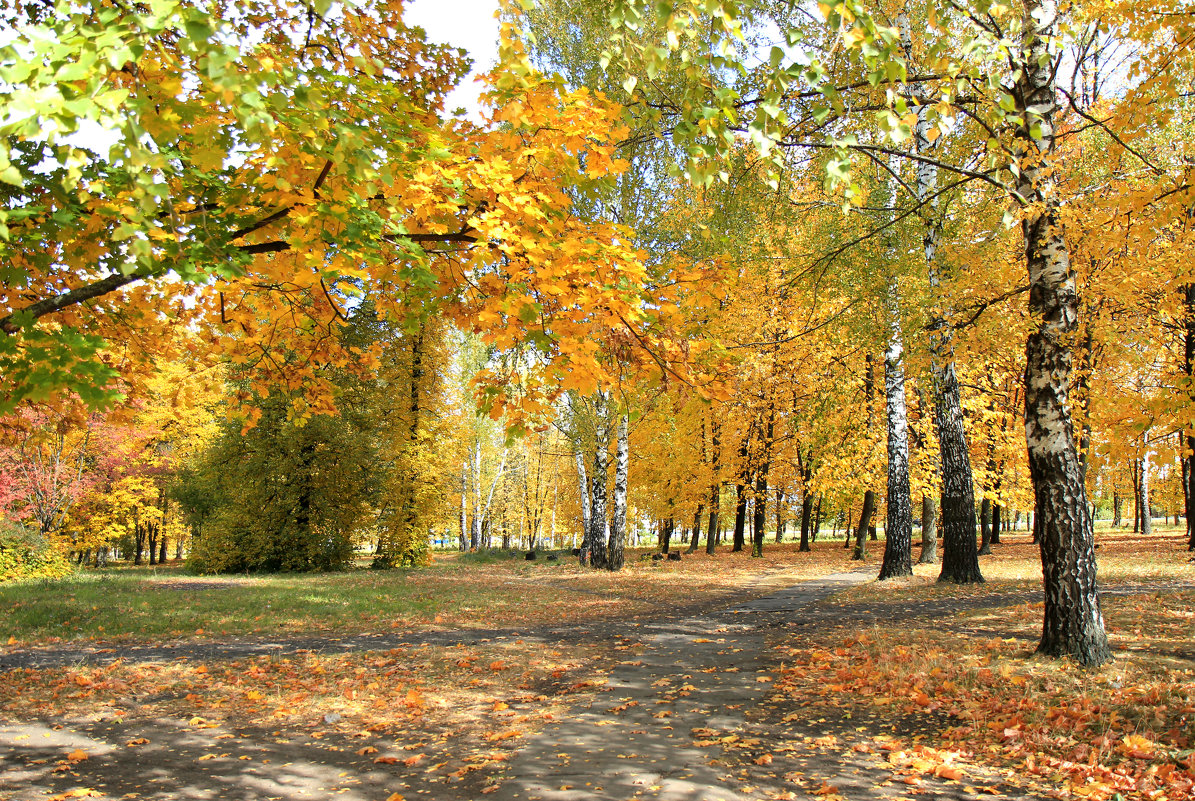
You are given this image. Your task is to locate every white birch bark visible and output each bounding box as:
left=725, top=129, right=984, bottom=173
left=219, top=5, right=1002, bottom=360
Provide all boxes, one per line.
left=608, top=413, right=630, bottom=571
left=1014, top=0, right=1110, bottom=666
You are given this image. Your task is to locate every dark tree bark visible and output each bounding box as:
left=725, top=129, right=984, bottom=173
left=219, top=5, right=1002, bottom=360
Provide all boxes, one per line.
left=799, top=490, right=813, bottom=552
left=853, top=491, right=874, bottom=561
left=904, top=22, right=982, bottom=586
left=919, top=494, right=937, bottom=564
left=1015, top=0, right=1110, bottom=666
left=1140, top=447, right=1152, bottom=536
left=706, top=420, right=721, bottom=555
left=1131, top=458, right=1141, bottom=533
left=661, top=516, right=674, bottom=555
left=752, top=410, right=775, bottom=558
left=1112, top=491, right=1121, bottom=528
left=752, top=482, right=767, bottom=558
left=991, top=503, right=1002, bottom=544
left=688, top=504, right=704, bottom=553
left=978, top=497, right=992, bottom=555
left=813, top=494, right=823, bottom=542
left=732, top=482, right=747, bottom=552
left=775, top=489, right=786, bottom=543
left=1185, top=284, right=1195, bottom=549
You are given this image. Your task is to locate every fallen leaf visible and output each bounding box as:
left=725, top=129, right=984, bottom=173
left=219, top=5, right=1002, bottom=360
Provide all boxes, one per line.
left=66, top=750, right=88, bottom=763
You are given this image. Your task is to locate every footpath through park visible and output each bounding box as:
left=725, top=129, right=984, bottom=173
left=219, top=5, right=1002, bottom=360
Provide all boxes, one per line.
left=0, top=567, right=1052, bottom=801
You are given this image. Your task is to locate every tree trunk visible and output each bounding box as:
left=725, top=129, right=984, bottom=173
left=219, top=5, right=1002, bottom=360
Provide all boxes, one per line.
left=732, top=482, right=747, bottom=552
left=799, top=489, right=813, bottom=552
left=661, top=517, right=673, bottom=554
left=1140, top=443, right=1151, bottom=537
left=1112, top=491, right=1121, bottom=529
left=813, top=494, right=823, bottom=541
left=919, top=494, right=937, bottom=564
left=706, top=420, right=721, bottom=555
left=978, top=497, right=992, bottom=555
left=991, top=503, right=1002, bottom=544
left=1015, top=0, right=1110, bottom=666
left=688, top=504, right=704, bottom=553
left=1185, top=285, right=1195, bottom=549
left=853, top=491, right=874, bottom=561
left=471, top=444, right=483, bottom=551
left=775, top=489, right=786, bottom=543
left=587, top=393, right=610, bottom=569
left=752, top=477, right=767, bottom=558
left=575, top=449, right=591, bottom=546
left=608, top=413, right=629, bottom=571
left=879, top=278, right=913, bottom=579
left=909, top=45, right=982, bottom=585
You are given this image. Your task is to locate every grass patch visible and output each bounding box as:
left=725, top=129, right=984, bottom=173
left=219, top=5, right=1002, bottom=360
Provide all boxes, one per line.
left=1, top=541, right=865, bottom=646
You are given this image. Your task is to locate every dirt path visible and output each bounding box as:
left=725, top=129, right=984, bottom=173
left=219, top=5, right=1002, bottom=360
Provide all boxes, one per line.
left=482, top=570, right=1046, bottom=801
left=0, top=568, right=1107, bottom=801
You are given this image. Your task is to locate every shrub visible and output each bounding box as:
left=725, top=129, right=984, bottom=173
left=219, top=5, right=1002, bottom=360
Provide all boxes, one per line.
left=0, top=520, right=73, bottom=582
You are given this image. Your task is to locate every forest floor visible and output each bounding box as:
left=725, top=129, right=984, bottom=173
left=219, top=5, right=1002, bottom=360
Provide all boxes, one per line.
left=0, top=531, right=1192, bottom=801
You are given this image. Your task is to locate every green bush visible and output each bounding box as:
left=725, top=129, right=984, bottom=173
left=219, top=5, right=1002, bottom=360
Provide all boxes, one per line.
left=0, top=520, right=73, bottom=582
left=181, top=399, right=368, bottom=575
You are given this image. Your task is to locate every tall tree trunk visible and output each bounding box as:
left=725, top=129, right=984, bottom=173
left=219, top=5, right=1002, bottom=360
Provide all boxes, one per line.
left=688, top=504, right=704, bottom=553
left=706, top=419, right=721, bottom=555
left=853, top=491, right=874, bottom=561
left=799, top=488, right=813, bottom=552
left=133, top=508, right=144, bottom=566
left=471, top=444, right=483, bottom=551
left=919, top=494, right=937, bottom=564
left=661, top=517, right=673, bottom=554
left=991, top=503, right=1002, bottom=544
left=1015, top=0, right=1110, bottom=666
left=1185, top=284, right=1195, bottom=548
left=1131, top=459, right=1141, bottom=533
left=752, top=477, right=768, bottom=558
left=813, top=494, right=823, bottom=542
left=880, top=278, right=913, bottom=579
left=978, top=497, right=992, bottom=555
left=1112, top=491, right=1121, bottom=528
left=774, top=489, right=786, bottom=543
left=459, top=462, right=469, bottom=551
left=587, top=393, right=610, bottom=569
left=905, top=20, right=982, bottom=585
left=752, top=410, right=774, bottom=558
left=1140, top=442, right=1151, bottom=537
left=608, top=413, right=629, bottom=571
left=732, top=482, right=747, bottom=552
left=575, top=448, right=590, bottom=554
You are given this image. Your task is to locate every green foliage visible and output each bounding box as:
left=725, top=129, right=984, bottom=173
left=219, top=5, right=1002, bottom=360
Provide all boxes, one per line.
left=183, top=399, right=374, bottom=574
left=0, top=519, right=73, bottom=583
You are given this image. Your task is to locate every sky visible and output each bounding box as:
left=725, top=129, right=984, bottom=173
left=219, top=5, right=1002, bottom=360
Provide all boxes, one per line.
left=405, top=0, right=502, bottom=119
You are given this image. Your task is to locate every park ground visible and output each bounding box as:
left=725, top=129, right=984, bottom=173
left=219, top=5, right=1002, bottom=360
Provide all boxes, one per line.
left=0, top=528, right=1192, bottom=801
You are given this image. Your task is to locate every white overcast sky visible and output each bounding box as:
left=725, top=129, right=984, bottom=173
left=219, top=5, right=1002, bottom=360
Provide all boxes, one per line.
left=405, top=0, right=502, bottom=118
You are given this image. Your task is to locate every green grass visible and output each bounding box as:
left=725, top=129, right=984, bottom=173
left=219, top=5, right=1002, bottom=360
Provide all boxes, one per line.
left=0, top=560, right=526, bottom=644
